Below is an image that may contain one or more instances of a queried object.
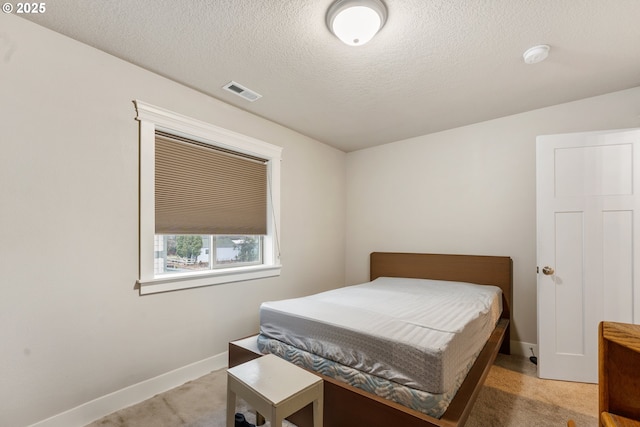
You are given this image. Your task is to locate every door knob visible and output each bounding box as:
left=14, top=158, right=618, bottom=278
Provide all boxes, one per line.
left=542, top=266, right=555, bottom=275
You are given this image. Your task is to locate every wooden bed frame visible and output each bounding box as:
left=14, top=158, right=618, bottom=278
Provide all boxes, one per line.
left=228, top=252, right=512, bottom=427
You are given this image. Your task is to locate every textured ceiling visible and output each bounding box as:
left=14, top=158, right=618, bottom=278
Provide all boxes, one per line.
left=19, top=0, right=640, bottom=152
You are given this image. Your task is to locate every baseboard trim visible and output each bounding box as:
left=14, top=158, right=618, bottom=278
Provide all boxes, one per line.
left=28, top=351, right=228, bottom=427
left=510, top=340, right=538, bottom=358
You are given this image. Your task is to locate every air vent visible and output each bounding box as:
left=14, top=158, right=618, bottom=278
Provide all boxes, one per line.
left=222, top=81, right=262, bottom=102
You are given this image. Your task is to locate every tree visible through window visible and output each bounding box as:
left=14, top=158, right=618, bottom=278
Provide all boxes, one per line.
left=234, top=236, right=259, bottom=262
left=176, top=235, right=203, bottom=262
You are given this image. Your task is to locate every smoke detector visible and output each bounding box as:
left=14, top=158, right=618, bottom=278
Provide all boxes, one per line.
left=222, top=81, right=262, bottom=102
left=523, top=45, right=550, bottom=64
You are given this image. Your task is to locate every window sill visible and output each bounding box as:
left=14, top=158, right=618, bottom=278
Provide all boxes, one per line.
left=137, top=264, right=282, bottom=295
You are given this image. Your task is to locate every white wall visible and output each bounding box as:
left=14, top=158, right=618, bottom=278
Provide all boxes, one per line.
left=0, top=14, right=345, bottom=427
left=346, top=86, right=640, bottom=350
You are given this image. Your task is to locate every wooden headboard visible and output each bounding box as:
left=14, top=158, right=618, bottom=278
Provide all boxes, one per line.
left=370, top=252, right=513, bottom=354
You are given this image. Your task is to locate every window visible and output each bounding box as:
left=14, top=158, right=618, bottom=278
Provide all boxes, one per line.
left=135, top=101, right=282, bottom=294
left=154, top=235, right=263, bottom=274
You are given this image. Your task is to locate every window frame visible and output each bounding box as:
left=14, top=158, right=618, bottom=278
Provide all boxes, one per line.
left=134, top=100, right=282, bottom=295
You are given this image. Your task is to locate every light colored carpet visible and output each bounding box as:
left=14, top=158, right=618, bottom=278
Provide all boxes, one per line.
left=85, top=354, right=598, bottom=427
left=465, top=355, right=597, bottom=427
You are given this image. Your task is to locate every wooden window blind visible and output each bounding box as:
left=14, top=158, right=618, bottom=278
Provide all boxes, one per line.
left=154, top=132, right=268, bottom=235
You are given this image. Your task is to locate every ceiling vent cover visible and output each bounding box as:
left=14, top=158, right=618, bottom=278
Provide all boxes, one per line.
left=222, top=81, right=262, bottom=102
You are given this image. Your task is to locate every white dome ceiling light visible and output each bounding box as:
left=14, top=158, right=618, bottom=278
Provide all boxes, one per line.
left=326, top=0, right=387, bottom=46
left=523, top=44, right=550, bottom=64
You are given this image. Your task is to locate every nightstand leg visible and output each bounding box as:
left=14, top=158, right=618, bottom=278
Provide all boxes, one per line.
left=313, top=396, right=323, bottom=427
left=226, top=386, right=236, bottom=427
left=271, top=406, right=283, bottom=427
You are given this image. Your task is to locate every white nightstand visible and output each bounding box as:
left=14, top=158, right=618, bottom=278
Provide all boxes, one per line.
left=227, top=354, right=323, bottom=427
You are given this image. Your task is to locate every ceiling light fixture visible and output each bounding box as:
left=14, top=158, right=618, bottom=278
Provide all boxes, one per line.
left=326, top=0, right=387, bottom=46
left=523, top=44, right=550, bottom=64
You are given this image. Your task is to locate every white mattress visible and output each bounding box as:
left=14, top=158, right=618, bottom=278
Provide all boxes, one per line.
left=259, top=277, right=502, bottom=394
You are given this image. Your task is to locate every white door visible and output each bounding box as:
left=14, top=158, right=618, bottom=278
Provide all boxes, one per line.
left=536, top=128, right=640, bottom=383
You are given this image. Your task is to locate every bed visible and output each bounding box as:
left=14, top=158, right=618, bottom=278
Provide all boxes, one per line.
left=228, top=252, right=512, bottom=427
